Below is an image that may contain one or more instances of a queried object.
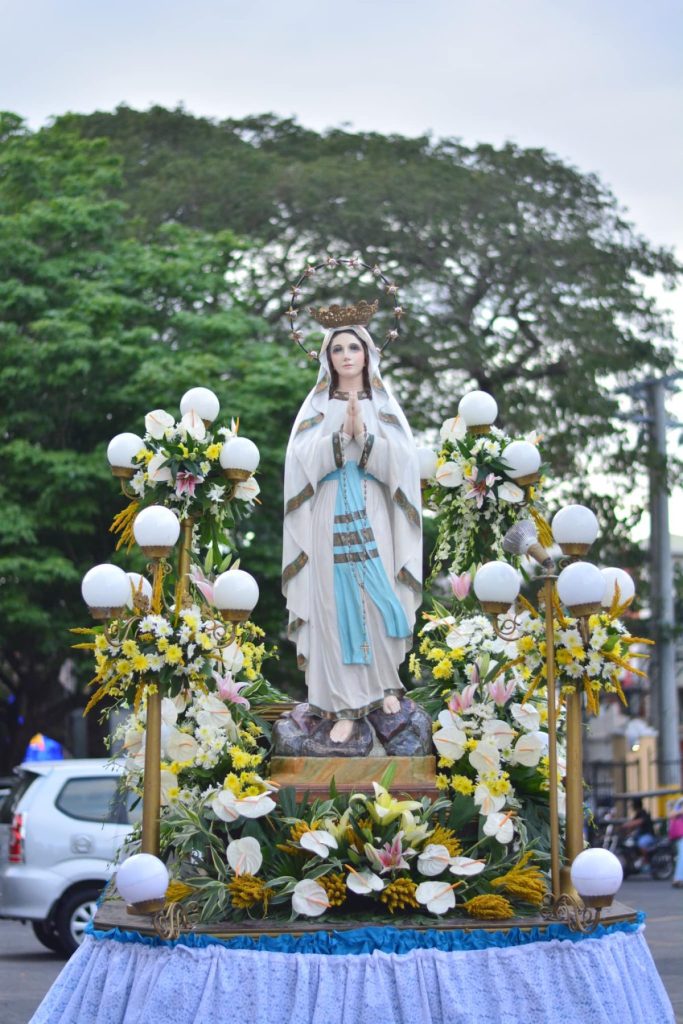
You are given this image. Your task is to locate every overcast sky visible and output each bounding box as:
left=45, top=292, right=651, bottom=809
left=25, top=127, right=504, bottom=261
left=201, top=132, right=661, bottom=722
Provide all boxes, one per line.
left=4, top=0, right=683, bottom=526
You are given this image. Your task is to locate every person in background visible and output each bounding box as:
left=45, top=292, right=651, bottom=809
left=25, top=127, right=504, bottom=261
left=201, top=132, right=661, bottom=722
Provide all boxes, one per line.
left=621, top=797, right=656, bottom=869
left=668, top=797, right=683, bottom=889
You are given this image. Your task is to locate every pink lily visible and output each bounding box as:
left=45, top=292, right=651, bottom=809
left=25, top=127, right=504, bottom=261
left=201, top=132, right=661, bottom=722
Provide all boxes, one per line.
left=189, top=565, right=215, bottom=606
left=175, top=471, right=204, bottom=498
left=213, top=670, right=251, bottom=709
left=464, top=473, right=498, bottom=509
left=448, top=571, right=472, bottom=600
left=448, top=683, right=478, bottom=715
left=365, top=831, right=412, bottom=874
left=487, top=678, right=516, bottom=706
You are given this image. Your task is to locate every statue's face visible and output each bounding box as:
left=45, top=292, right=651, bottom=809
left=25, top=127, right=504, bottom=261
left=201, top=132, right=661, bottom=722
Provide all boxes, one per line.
left=329, top=332, right=366, bottom=384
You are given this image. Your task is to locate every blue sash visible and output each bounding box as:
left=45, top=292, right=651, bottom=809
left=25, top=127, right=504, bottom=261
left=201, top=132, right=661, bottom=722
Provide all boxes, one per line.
left=323, top=461, right=410, bottom=664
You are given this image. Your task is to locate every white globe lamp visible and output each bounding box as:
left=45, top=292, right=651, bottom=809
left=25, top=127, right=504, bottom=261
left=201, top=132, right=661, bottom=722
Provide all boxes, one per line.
left=551, top=505, right=599, bottom=556
left=417, top=447, right=438, bottom=481
left=126, top=572, right=153, bottom=610
left=570, top=848, right=623, bottom=908
left=81, top=564, right=131, bottom=620
left=473, top=561, right=521, bottom=613
left=116, top=853, right=169, bottom=913
left=600, top=567, right=635, bottom=609
left=458, top=391, right=498, bottom=434
left=219, top=437, right=260, bottom=482
left=213, top=569, right=259, bottom=621
left=133, top=506, right=181, bottom=558
left=107, top=433, right=144, bottom=479
left=179, top=387, right=220, bottom=425
left=501, top=441, right=541, bottom=485
left=557, top=562, right=606, bottom=617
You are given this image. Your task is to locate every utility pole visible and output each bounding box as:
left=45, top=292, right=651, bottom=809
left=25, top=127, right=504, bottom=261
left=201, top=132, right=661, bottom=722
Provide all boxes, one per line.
left=621, top=372, right=682, bottom=787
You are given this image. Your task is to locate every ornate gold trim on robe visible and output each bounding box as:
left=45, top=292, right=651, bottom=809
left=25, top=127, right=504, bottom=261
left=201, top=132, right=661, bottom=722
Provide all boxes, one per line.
left=286, top=483, right=314, bottom=515
left=393, top=487, right=420, bottom=527
left=282, top=551, right=309, bottom=586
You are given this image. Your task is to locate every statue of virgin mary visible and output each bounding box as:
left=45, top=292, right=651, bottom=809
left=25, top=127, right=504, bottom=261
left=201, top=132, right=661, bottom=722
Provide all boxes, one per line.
left=282, top=303, right=422, bottom=744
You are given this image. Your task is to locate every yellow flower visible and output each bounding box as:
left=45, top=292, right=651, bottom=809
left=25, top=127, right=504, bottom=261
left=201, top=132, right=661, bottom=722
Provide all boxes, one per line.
left=435, top=773, right=450, bottom=791
left=518, top=635, right=535, bottom=653
left=165, top=645, right=184, bottom=665
left=95, top=634, right=108, bottom=652
left=449, top=647, right=466, bottom=661
left=463, top=894, right=514, bottom=919
left=198, top=632, right=214, bottom=651
left=429, top=824, right=462, bottom=857
left=205, top=443, right=222, bottom=460
left=408, top=653, right=421, bottom=679
left=136, top=448, right=154, bottom=464
left=179, top=443, right=190, bottom=457
left=491, top=852, right=547, bottom=906
left=229, top=747, right=253, bottom=770
left=157, top=637, right=170, bottom=652
left=426, top=648, right=444, bottom=663
left=438, top=756, right=454, bottom=769
left=419, top=637, right=432, bottom=656
left=379, top=878, right=419, bottom=913
left=228, top=874, right=274, bottom=912
left=463, top=738, right=478, bottom=752
left=122, top=639, right=139, bottom=658
left=451, top=775, right=475, bottom=796
left=131, top=653, right=150, bottom=672
left=433, top=658, right=454, bottom=680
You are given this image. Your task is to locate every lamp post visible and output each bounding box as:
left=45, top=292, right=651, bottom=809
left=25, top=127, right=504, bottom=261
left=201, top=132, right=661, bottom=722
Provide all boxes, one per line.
left=475, top=504, right=628, bottom=929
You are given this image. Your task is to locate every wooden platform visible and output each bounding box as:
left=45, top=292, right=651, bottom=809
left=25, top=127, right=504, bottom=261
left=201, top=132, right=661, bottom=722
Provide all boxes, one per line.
left=269, top=755, right=438, bottom=799
left=94, top=898, right=638, bottom=939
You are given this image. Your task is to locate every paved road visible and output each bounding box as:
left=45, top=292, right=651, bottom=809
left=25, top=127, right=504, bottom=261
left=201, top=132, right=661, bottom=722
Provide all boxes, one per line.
left=0, top=879, right=681, bottom=1023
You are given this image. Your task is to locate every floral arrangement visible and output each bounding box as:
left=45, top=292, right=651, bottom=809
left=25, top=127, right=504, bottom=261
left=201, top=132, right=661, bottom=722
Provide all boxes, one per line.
left=424, top=416, right=547, bottom=578
left=408, top=612, right=564, bottom=855
left=156, top=770, right=548, bottom=924
left=112, top=408, right=259, bottom=559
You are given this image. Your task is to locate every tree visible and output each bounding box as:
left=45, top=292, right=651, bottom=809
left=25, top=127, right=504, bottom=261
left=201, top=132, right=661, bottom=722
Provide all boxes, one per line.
left=62, top=107, right=680, bottom=498
left=0, top=114, right=309, bottom=770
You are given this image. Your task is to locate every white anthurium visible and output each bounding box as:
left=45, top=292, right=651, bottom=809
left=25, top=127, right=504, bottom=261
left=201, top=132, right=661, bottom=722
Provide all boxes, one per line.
left=433, top=725, right=467, bottom=761
left=147, top=451, right=173, bottom=484
left=235, top=791, right=277, bottom=819
left=161, top=697, right=179, bottom=727
left=513, top=730, right=546, bottom=767
left=227, top=837, right=263, bottom=876
left=211, top=787, right=241, bottom=823
left=195, top=695, right=235, bottom=731
left=417, top=844, right=453, bottom=877
left=474, top=782, right=507, bottom=816
left=292, top=879, right=330, bottom=917
left=122, top=727, right=144, bottom=756
left=346, top=868, right=385, bottom=895
left=481, top=718, right=516, bottom=749
left=557, top=788, right=567, bottom=819
left=415, top=881, right=456, bottom=915
left=483, top=811, right=515, bottom=844
left=159, top=769, right=178, bottom=807
left=171, top=691, right=188, bottom=713
left=449, top=856, right=487, bottom=877
left=437, top=708, right=465, bottom=731
left=145, top=409, right=175, bottom=440
left=220, top=641, right=245, bottom=674
left=164, top=727, right=200, bottom=763
left=234, top=477, right=261, bottom=502
left=422, top=614, right=455, bottom=633
left=299, top=829, right=338, bottom=859
left=180, top=409, right=206, bottom=441
left=498, top=481, right=525, bottom=503
left=468, top=739, right=501, bottom=775
left=440, top=415, right=467, bottom=444
left=434, top=461, right=464, bottom=489
left=510, top=702, right=541, bottom=732
left=211, top=787, right=276, bottom=823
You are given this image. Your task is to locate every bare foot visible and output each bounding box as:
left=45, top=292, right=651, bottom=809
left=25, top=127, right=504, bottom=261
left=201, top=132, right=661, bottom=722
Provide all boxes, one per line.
left=383, top=695, right=401, bottom=715
left=330, top=719, right=354, bottom=743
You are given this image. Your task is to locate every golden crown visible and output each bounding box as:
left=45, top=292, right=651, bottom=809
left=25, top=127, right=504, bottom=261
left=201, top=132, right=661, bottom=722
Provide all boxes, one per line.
left=308, top=299, right=379, bottom=329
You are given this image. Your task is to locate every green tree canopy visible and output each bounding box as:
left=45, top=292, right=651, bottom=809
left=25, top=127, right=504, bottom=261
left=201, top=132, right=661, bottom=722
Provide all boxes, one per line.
left=0, top=114, right=309, bottom=770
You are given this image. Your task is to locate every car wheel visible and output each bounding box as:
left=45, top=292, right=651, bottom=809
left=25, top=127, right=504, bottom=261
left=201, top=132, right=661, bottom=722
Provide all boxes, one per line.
left=32, top=919, right=62, bottom=953
left=54, top=885, right=102, bottom=957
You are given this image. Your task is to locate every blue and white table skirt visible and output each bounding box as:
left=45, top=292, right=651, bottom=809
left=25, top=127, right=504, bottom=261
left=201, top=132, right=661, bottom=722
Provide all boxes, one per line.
left=31, top=915, right=674, bottom=1024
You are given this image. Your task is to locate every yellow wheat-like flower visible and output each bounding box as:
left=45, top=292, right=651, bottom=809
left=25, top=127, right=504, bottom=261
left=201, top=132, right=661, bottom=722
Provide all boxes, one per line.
left=463, top=894, right=514, bottom=919
left=110, top=501, right=140, bottom=552
left=491, top=852, right=547, bottom=906
left=228, top=874, right=274, bottom=912
left=379, top=878, right=419, bottom=913
left=165, top=881, right=194, bottom=903
left=429, top=825, right=462, bottom=858
left=319, top=873, right=347, bottom=907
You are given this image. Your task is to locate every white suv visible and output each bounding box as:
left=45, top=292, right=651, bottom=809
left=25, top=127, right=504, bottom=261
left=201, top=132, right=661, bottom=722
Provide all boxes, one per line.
left=0, top=758, right=137, bottom=956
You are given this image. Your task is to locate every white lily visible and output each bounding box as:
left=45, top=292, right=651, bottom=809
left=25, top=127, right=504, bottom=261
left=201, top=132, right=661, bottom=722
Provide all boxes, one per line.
left=145, top=409, right=175, bottom=440
left=227, top=836, right=262, bottom=876
left=346, top=867, right=385, bottom=895
left=292, top=879, right=330, bottom=917
left=433, top=725, right=467, bottom=761
left=417, top=844, right=452, bottom=877
left=415, top=881, right=456, bottom=915
left=483, top=811, right=515, bottom=844
left=510, top=702, right=541, bottom=731
left=449, top=856, right=486, bottom=877
left=300, top=829, right=338, bottom=859
left=400, top=810, right=432, bottom=848
left=435, top=461, right=463, bottom=488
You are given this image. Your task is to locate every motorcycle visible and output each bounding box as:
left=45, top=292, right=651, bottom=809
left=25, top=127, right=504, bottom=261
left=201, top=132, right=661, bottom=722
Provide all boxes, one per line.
left=602, top=819, right=675, bottom=880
